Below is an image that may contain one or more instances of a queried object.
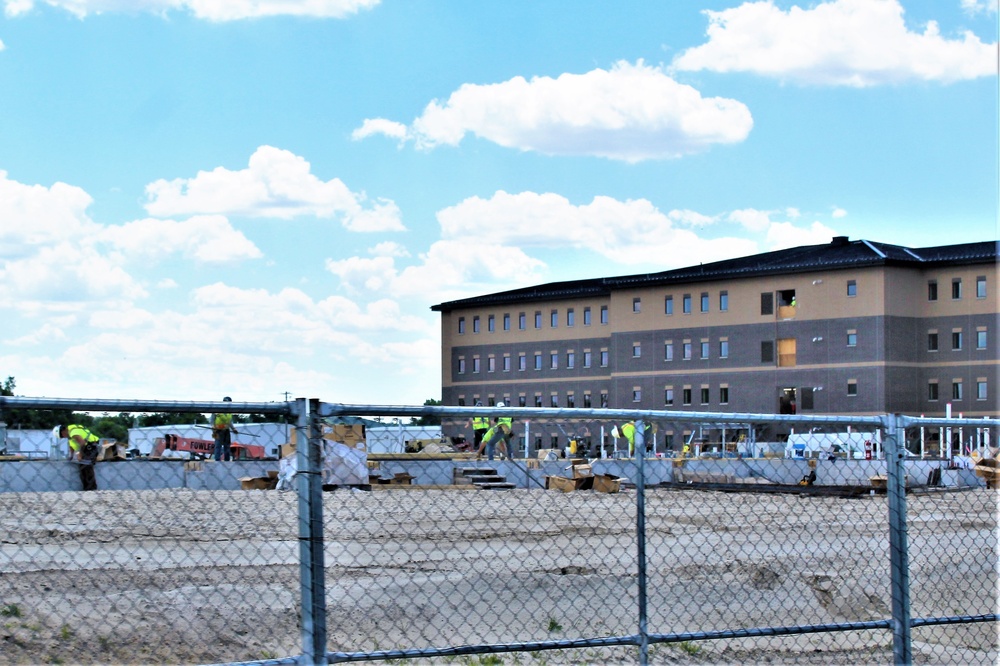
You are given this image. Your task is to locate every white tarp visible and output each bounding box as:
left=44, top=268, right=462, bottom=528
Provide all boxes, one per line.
left=276, top=440, right=368, bottom=490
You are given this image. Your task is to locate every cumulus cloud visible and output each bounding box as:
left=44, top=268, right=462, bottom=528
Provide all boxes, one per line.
left=673, top=0, right=997, bottom=86
left=3, top=0, right=379, bottom=20
left=355, top=60, right=753, bottom=162
left=0, top=171, right=99, bottom=259
left=765, top=220, right=839, bottom=250
left=961, top=0, right=997, bottom=15
left=144, top=146, right=404, bottom=232
left=100, top=215, right=263, bottom=263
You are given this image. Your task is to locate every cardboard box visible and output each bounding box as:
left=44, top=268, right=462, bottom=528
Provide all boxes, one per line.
left=323, top=423, right=366, bottom=449
left=391, top=473, right=414, bottom=485
left=536, top=448, right=560, bottom=461
left=280, top=443, right=296, bottom=459
left=546, top=475, right=585, bottom=492
left=593, top=474, right=621, bottom=494
left=239, top=476, right=277, bottom=490
left=569, top=463, right=593, bottom=479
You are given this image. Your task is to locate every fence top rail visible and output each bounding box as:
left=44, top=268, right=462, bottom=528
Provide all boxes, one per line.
left=319, top=403, right=898, bottom=427
left=0, top=396, right=294, bottom=416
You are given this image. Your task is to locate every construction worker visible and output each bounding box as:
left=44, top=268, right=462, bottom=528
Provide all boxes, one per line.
left=468, top=402, right=490, bottom=453
left=60, top=424, right=100, bottom=491
left=611, top=422, right=654, bottom=457
left=478, top=402, right=512, bottom=461
left=212, top=396, right=239, bottom=461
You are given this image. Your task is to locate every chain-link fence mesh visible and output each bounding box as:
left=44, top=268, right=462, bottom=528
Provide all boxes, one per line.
left=0, top=397, right=997, bottom=665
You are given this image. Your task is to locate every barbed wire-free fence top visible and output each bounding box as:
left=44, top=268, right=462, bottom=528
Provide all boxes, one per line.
left=0, top=397, right=996, bottom=665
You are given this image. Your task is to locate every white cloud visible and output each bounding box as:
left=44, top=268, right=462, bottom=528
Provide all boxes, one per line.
left=0, top=170, right=99, bottom=259
left=765, top=220, right=839, bottom=250
left=357, top=60, right=753, bottom=162
left=3, top=0, right=379, bottom=20
left=831, top=206, right=848, bottom=218
left=673, top=0, right=997, bottom=86
left=143, top=145, right=405, bottom=231
left=100, top=215, right=263, bottom=263
left=3, top=322, right=68, bottom=346
left=961, top=0, right=997, bottom=15
left=351, top=118, right=409, bottom=142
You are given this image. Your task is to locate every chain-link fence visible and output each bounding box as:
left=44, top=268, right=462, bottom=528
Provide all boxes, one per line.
left=0, top=397, right=996, bottom=665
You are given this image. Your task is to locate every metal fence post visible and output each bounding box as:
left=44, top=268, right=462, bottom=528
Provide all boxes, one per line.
left=295, top=397, right=327, bottom=665
left=635, top=420, right=649, bottom=666
left=883, top=413, right=912, bottom=665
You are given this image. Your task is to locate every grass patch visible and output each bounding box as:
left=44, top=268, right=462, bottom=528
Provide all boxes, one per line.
left=1, top=603, right=21, bottom=618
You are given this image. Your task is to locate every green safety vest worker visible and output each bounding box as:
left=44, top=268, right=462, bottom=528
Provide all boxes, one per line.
left=472, top=417, right=490, bottom=430
left=65, top=424, right=99, bottom=458
left=214, top=413, right=233, bottom=431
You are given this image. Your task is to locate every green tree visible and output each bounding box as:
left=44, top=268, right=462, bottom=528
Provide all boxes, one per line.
left=412, top=398, right=442, bottom=426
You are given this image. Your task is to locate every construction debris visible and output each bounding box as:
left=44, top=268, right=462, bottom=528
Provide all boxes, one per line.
left=545, top=463, right=621, bottom=494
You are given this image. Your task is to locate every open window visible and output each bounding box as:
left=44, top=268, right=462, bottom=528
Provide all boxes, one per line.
left=778, top=387, right=797, bottom=414
left=777, top=289, right=797, bottom=319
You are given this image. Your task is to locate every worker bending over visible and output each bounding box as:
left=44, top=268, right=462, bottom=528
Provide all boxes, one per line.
left=477, top=403, right=513, bottom=461
left=60, top=424, right=100, bottom=491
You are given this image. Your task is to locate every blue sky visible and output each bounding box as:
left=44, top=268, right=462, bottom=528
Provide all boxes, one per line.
left=0, top=0, right=996, bottom=405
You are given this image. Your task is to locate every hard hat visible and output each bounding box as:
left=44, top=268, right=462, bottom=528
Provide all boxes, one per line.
left=611, top=425, right=621, bottom=439
left=223, top=396, right=232, bottom=402
left=497, top=402, right=505, bottom=408
left=475, top=401, right=483, bottom=407
left=52, top=426, right=62, bottom=439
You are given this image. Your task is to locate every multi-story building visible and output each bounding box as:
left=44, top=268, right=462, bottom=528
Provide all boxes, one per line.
left=432, top=237, right=998, bottom=440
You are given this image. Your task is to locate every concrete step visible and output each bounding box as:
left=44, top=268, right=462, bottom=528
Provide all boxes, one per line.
left=477, top=482, right=516, bottom=490
left=465, top=474, right=504, bottom=484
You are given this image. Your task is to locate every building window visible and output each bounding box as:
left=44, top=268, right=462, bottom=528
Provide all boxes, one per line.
left=567, top=394, right=575, bottom=408
left=457, top=397, right=466, bottom=406
left=458, top=317, right=466, bottom=334
left=473, top=316, right=480, bottom=333
left=600, top=393, right=609, bottom=408
left=487, top=315, right=495, bottom=332
left=847, top=331, right=857, bottom=347
left=488, top=397, right=495, bottom=406
left=952, top=278, right=962, bottom=300
left=719, top=291, right=728, bottom=311
left=550, top=310, right=558, bottom=327
left=600, top=305, right=609, bottom=324
left=534, top=394, right=542, bottom=408
left=682, top=388, right=692, bottom=405
left=952, top=331, right=963, bottom=351
left=847, top=280, right=857, bottom=297
left=566, top=351, right=575, bottom=368
left=518, top=354, right=526, bottom=371
left=583, top=394, right=592, bottom=408
left=534, top=353, right=542, bottom=370
left=700, top=388, right=710, bottom=404
left=583, top=351, right=592, bottom=368
left=977, top=276, right=987, bottom=299
left=778, top=338, right=796, bottom=367
left=683, top=342, right=692, bottom=360
left=600, top=350, right=609, bottom=367
left=633, top=297, right=641, bottom=313
left=567, top=308, right=575, bottom=327
left=927, top=280, right=938, bottom=301
left=487, top=357, right=495, bottom=373
left=472, top=358, right=481, bottom=373
left=633, top=343, right=641, bottom=358
left=583, top=307, right=592, bottom=326
left=551, top=395, right=559, bottom=408
left=503, top=313, right=510, bottom=331
left=977, top=330, right=987, bottom=350
left=518, top=395, right=527, bottom=407
left=458, top=358, right=466, bottom=374
left=952, top=380, right=963, bottom=401
left=928, top=332, right=938, bottom=352
left=665, top=295, right=674, bottom=315
left=700, top=292, right=709, bottom=313
left=664, top=388, right=674, bottom=406
left=761, top=340, right=775, bottom=364
left=632, top=389, right=641, bottom=402
left=682, top=294, right=692, bottom=314
left=719, top=387, right=729, bottom=404
left=664, top=342, right=674, bottom=361
left=761, top=292, right=774, bottom=315
left=700, top=341, right=709, bottom=359
left=550, top=353, right=558, bottom=369
left=847, top=380, right=858, bottom=397
left=719, top=340, right=729, bottom=358
left=927, top=382, right=938, bottom=401
left=977, top=380, right=987, bottom=400
left=502, top=355, right=511, bottom=372
left=534, top=311, right=542, bottom=328
left=519, top=312, right=526, bottom=330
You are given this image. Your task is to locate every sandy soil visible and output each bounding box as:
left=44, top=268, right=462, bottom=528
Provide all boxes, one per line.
left=0, top=484, right=996, bottom=665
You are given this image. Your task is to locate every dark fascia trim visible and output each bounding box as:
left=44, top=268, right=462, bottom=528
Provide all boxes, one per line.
left=430, top=239, right=997, bottom=313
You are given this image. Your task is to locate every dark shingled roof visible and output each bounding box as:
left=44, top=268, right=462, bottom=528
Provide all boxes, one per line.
left=431, top=237, right=998, bottom=312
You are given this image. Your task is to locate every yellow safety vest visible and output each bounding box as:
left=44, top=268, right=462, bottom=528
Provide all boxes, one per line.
left=472, top=417, right=490, bottom=430
left=214, top=413, right=233, bottom=429
left=498, top=416, right=513, bottom=428
left=67, top=424, right=99, bottom=452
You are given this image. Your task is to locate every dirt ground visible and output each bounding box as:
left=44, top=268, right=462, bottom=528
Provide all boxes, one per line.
left=0, top=484, right=996, bottom=665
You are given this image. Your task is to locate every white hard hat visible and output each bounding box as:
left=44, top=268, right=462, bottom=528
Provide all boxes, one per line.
left=497, top=402, right=505, bottom=408
left=611, top=425, right=621, bottom=439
